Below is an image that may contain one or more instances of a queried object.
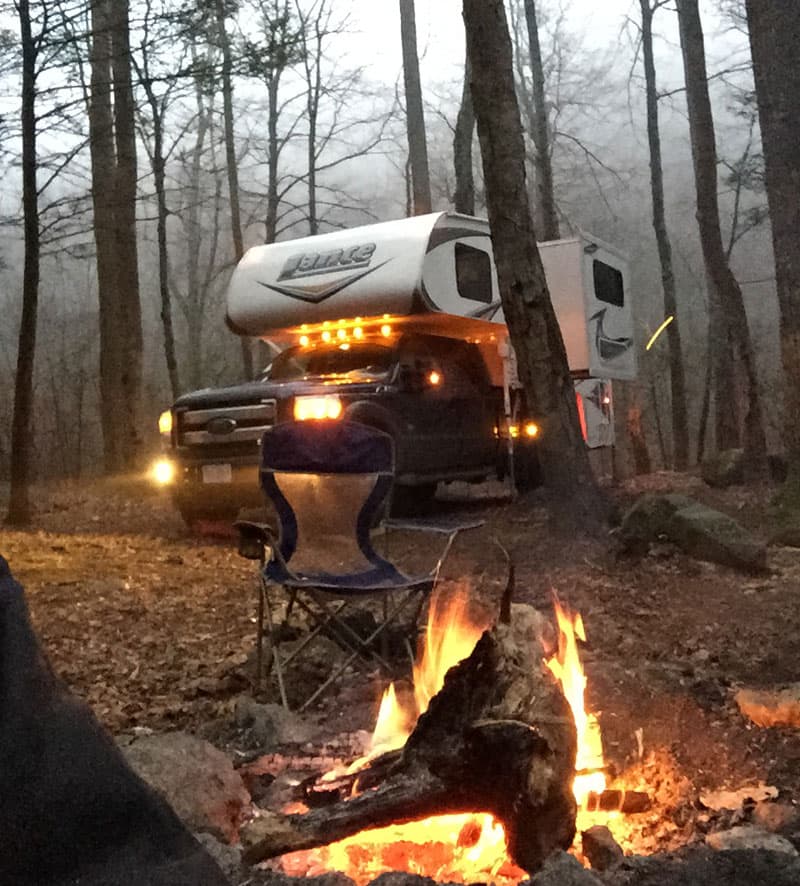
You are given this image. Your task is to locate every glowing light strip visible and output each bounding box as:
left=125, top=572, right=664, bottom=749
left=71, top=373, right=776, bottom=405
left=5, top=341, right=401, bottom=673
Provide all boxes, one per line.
left=645, top=315, right=674, bottom=351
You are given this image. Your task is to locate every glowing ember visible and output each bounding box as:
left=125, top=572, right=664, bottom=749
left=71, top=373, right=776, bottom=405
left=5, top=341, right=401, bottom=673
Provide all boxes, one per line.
left=545, top=599, right=607, bottom=808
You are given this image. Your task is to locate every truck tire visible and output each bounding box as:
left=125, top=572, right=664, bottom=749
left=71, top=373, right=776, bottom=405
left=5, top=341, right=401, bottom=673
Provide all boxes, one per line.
left=513, top=444, right=542, bottom=493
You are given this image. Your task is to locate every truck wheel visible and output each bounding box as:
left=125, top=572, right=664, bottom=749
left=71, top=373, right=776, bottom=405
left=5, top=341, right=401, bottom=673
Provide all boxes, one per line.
left=513, top=445, right=542, bottom=493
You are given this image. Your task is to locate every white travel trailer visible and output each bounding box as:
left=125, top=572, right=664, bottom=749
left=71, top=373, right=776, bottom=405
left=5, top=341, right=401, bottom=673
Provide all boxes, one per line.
left=226, top=211, right=634, bottom=448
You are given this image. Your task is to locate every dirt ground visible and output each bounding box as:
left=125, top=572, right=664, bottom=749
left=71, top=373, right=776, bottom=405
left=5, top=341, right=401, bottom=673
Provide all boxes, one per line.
left=2, top=473, right=800, bottom=851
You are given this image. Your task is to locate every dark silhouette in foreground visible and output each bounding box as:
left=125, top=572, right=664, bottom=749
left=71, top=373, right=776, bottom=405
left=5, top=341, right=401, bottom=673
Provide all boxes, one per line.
left=0, top=555, right=229, bottom=886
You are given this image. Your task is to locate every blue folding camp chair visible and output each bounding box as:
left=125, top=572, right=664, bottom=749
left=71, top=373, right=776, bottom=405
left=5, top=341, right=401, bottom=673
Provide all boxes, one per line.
left=236, top=420, right=481, bottom=711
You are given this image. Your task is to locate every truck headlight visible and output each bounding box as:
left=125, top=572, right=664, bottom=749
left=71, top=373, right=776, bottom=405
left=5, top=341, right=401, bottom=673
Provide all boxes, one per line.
left=151, top=458, right=175, bottom=485
left=293, top=395, right=343, bottom=421
left=158, top=410, right=173, bottom=436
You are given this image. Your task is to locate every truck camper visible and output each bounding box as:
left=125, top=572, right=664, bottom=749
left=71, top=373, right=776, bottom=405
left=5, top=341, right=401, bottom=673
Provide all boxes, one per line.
left=154, top=212, right=635, bottom=526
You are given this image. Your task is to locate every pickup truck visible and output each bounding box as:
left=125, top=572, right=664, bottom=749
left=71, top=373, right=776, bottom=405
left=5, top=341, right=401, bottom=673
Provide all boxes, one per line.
left=159, top=331, right=538, bottom=527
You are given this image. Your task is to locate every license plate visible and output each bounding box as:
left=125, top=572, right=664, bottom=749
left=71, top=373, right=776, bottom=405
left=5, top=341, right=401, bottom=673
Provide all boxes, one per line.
left=202, top=463, right=232, bottom=484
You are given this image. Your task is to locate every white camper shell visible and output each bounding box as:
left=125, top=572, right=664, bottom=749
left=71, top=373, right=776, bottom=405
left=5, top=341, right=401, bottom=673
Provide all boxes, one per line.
left=226, top=212, right=636, bottom=385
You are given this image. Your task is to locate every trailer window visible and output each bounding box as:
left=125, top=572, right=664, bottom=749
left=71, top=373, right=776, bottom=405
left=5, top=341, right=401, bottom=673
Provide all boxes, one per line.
left=455, top=242, right=492, bottom=304
left=593, top=259, right=625, bottom=307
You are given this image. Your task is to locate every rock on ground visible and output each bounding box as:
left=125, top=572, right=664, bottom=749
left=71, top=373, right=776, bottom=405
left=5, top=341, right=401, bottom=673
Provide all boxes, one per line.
left=736, top=685, right=800, bottom=728
left=701, top=449, right=746, bottom=488
left=123, top=731, right=251, bottom=843
left=582, top=826, right=624, bottom=871
left=532, top=852, right=603, bottom=885
left=234, top=697, right=316, bottom=749
left=599, top=848, right=800, bottom=885
left=619, top=493, right=767, bottom=573
left=706, top=826, right=798, bottom=855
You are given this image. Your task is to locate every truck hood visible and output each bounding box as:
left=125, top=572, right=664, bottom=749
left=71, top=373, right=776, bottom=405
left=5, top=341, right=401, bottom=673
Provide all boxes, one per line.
left=173, top=377, right=387, bottom=409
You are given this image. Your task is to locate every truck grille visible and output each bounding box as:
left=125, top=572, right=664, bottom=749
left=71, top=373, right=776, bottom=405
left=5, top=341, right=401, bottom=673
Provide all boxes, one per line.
left=176, top=401, right=277, bottom=449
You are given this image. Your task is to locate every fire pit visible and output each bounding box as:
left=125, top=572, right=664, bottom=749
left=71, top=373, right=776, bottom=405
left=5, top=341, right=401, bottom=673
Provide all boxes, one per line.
left=241, top=588, right=661, bottom=882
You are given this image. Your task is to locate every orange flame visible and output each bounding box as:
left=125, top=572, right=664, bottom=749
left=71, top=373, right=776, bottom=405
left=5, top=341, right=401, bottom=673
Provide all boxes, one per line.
left=286, top=593, right=608, bottom=883
left=545, top=599, right=606, bottom=807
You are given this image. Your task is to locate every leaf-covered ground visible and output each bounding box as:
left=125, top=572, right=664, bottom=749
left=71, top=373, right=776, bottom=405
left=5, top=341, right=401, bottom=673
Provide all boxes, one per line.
left=2, top=473, right=800, bottom=826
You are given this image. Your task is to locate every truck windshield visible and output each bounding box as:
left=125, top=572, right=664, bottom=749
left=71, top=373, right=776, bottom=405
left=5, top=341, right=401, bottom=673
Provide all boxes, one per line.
left=266, top=343, right=395, bottom=382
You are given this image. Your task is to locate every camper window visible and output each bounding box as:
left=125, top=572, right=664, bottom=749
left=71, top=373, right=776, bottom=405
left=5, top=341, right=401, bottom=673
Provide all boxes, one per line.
left=593, top=259, right=625, bottom=308
left=455, top=242, right=492, bottom=304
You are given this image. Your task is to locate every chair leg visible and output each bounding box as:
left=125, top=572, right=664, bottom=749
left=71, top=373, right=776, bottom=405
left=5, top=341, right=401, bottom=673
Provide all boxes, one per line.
left=261, top=581, right=289, bottom=710
left=256, top=578, right=265, bottom=692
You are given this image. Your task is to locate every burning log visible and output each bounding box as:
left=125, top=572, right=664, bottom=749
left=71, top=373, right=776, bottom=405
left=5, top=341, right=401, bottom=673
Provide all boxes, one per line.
left=242, top=604, right=578, bottom=875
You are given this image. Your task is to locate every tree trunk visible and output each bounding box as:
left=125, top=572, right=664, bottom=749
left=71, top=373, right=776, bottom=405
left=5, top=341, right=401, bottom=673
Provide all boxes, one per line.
left=214, top=0, right=254, bottom=380
left=141, top=81, right=180, bottom=399
left=745, top=0, right=800, bottom=494
left=452, top=52, right=475, bottom=215
left=399, top=0, right=432, bottom=215
left=639, top=0, right=689, bottom=470
left=6, top=0, right=39, bottom=526
left=108, top=0, right=143, bottom=470
left=89, top=0, right=143, bottom=474
left=522, top=0, right=559, bottom=241
left=676, top=0, right=767, bottom=476
left=266, top=74, right=280, bottom=243
left=463, top=0, right=610, bottom=531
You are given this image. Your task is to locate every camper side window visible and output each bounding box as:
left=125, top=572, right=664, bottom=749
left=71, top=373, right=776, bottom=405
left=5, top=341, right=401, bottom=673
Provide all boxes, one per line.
left=593, top=260, right=625, bottom=308
left=455, top=242, right=492, bottom=304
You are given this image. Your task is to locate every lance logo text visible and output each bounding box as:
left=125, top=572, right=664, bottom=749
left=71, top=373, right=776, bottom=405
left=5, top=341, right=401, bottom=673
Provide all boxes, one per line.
left=278, top=243, right=377, bottom=281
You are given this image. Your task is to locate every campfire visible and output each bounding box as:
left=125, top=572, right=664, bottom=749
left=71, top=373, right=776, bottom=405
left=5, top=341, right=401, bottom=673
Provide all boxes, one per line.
left=244, top=589, right=653, bottom=881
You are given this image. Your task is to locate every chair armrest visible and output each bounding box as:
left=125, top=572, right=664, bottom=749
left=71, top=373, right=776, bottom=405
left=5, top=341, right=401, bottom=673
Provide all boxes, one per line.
left=234, top=521, right=275, bottom=561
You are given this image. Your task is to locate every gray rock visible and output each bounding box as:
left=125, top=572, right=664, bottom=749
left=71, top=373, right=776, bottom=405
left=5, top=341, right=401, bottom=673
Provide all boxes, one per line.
left=582, top=825, right=624, bottom=871
left=531, top=851, right=602, bottom=885
left=668, top=501, right=767, bottom=573
left=234, top=697, right=315, bottom=749
left=619, top=494, right=766, bottom=573
left=603, top=848, right=800, bottom=885
left=194, top=833, right=242, bottom=882
left=752, top=801, right=800, bottom=834
left=123, top=732, right=251, bottom=843
left=701, top=449, right=746, bottom=488
left=706, top=825, right=798, bottom=855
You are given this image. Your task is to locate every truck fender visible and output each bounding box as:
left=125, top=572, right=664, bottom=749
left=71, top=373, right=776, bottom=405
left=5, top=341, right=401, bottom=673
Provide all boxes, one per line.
left=342, top=402, right=402, bottom=441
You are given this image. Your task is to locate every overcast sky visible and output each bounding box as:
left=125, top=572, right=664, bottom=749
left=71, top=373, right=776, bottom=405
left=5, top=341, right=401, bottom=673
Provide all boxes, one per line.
left=347, top=0, right=639, bottom=85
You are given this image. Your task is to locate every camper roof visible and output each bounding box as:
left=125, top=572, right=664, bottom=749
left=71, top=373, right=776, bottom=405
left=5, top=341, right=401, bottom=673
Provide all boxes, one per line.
left=225, top=212, right=493, bottom=339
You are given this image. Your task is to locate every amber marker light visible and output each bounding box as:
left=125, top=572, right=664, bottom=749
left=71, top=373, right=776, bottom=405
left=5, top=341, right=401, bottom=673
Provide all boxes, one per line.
left=294, top=395, right=343, bottom=421
left=524, top=422, right=540, bottom=438
left=158, top=410, right=173, bottom=436
left=381, top=324, right=392, bottom=337
left=299, top=334, right=310, bottom=347
left=151, top=458, right=175, bottom=485
left=428, top=370, right=441, bottom=386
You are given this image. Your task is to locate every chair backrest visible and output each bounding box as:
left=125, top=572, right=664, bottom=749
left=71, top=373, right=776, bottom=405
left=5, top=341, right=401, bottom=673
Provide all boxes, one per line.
left=260, top=421, right=395, bottom=579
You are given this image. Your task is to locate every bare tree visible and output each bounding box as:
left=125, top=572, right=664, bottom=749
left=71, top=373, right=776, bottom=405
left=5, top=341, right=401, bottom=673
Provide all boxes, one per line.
left=133, top=0, right=182, bottom=399
left=399, top=0, right=431, bottom=215
left=676, top=0, right=766, bottom=473
left=212, top=0, right=254, bottom=379
left=88, top=0, right=144, bottom=473
left=6, top=0, right=40, bottom=524
left=522, top=0, right=558, bottom=240
left=638, top=0, right=689, bottom=469
left=462, top=0, right=609, bottom=530
left=452, top=51, right=475, bottom=215
left=745, top=0, right=800, bottom=492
